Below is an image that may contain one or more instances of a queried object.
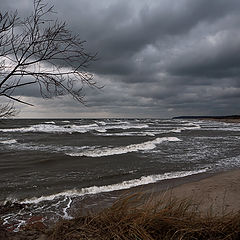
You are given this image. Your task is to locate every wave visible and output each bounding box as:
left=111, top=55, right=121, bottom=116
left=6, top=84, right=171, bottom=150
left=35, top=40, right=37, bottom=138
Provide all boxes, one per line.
left=0, top=119, right=203, bottom=136
left=44, top=121, right=55, bottom=124
left=4, top=137, right=180, bottom=157
left=67, top=137, right=181, bottom=157
left=95, top=120, right=130, bottom=126
left=103, top=123, right=149, bottom=131
left=0, top=122, right=149, bottom=134
left=0, top=123, right=97, bottom=134
left=171, top=124, right=201, bottom=133
left=0, top=139, right=17, bottom=144
left=95, top=120, right=107, bottom=125
left=96, top=126, right=201, bottom=137
left=21, top=169, right=208, bottom=204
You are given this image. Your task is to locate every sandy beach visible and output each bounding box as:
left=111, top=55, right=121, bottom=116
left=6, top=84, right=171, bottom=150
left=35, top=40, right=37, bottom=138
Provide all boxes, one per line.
left=152, top=169, right=240, bottom=215
left=72, top=169, right=240, bottom=216
left=82, top=168, right=240, bottom=216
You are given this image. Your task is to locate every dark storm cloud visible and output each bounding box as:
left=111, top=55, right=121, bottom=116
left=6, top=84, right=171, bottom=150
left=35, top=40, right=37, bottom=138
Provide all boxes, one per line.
left=168, top=30, right=240, bottom=79
left=59, top=0, right=240, bottom=78
left=2, top=0, right=240, bottom=117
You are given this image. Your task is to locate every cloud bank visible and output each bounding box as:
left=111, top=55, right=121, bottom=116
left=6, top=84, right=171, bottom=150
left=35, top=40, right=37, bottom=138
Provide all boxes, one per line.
left=1, top=0, right=240, bottom=118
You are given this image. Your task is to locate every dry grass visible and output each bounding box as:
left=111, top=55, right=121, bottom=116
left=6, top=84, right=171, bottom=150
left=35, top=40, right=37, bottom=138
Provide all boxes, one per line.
left=46, top=193, right=240, bottom=240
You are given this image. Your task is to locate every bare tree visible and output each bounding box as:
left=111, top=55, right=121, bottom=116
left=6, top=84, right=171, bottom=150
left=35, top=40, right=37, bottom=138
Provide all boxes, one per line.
left=0, top=103, right=18, bottom=118
left=0, top=0, right=97, bottom=118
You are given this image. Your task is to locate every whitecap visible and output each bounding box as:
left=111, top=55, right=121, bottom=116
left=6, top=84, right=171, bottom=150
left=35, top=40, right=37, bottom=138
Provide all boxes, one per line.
left=21, top=169, right=208, bottom=204
left=171, top=124, right=201, bottom=133
left=95, top=120, right=107, bottom=126
left=0, top=139, right=17, bottom=144
left=0, top=123, right=98, bottom=134
left=62, top=120, right=70, bottom=123
left=44, top=121, right=55, bottom=124
left=0, top=122, right=149, bottom=134
left=67, top=137, right=181, bottom=157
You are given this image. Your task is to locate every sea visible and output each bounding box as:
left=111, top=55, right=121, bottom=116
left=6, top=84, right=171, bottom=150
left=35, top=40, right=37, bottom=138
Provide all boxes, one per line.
left=0, top=118, right=240, bottom=231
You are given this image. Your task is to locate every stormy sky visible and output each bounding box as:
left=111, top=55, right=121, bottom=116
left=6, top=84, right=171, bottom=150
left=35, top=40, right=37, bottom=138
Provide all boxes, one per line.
left=1, top=0, right=240, bottom=118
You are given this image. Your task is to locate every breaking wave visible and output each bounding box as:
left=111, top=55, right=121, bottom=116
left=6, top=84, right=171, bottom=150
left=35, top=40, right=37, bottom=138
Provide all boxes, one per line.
left=44, top=121, right=55, bottom=124
left=21, top=169, right=208, bottom=204
left=67, top=137, right=181, bottom=157
left=171, top=124, right=201, bottom=133
left=0, top=123, right=149, bottom=134
left=3, top=137, right=181, bottom=157
left=0, top=139, right=17, bottom=144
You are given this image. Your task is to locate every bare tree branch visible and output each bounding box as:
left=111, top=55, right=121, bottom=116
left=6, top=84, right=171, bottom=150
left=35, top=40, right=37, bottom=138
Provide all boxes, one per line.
left=0, top=0, right=98, bottom=118
left=0, top=102, right=18, bottom=118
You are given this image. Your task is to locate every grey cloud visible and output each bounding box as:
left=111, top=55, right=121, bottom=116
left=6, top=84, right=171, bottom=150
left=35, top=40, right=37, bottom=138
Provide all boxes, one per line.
left=49, top=0, right=240, bottom=78
left=167, top=30, right=240, bottom=79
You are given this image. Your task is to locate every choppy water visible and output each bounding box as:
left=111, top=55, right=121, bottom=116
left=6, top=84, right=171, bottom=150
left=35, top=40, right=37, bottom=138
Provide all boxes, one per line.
left=0, top=118, right=240, bottom=231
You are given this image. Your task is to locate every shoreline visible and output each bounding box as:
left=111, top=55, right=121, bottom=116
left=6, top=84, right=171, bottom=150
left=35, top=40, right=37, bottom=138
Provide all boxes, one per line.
left=89, top=168, right=240, bottom=214
left=1, top=169, right=235, bottom=216
left=73, top=168, right=240, bottom=216
left=0, top=170, right=229, bottom=222
left=142, top=168, right=240, bottom=215
left=1, top=168, right=240, bottom=239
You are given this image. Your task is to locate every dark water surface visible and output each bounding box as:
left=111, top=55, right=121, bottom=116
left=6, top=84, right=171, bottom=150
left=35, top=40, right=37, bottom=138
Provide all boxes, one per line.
left=0, top=118, right=240, bottom=230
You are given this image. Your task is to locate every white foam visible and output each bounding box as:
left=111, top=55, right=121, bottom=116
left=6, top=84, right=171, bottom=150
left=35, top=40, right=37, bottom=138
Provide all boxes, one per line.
left=62, top=196, right=73, bottom=219
left=14, top=220, right=27, bottom=232
left=96, top=128, right=107, bottom=133
left=6, top=137, right=179, bottom=156
left=0, top=139, right=17, bottom=144
left=170, top=129, right=182, bottom=133
left=0, top=122, right=149, bottom=134
left=95, top=123, right=149, bottom=132
left=182, top=122, right=199, bottom=126
left=95, top=120, right=107, bottom=125
left=109, top=120, right=131, bottom=125
left=171, top=124, right=201, bottom=133
left=44, top=121, right=55, bottom=124
left=67, top=137, right=181, bottom=157
left=3, top=197, right=18, bottom=205
left=6, top=142, right=91, bottom=155
left=0, top=124, right=97, bottom=134
left=112, top=123, right=149, bottom=129
left=21, top=169, right=208, bottom=204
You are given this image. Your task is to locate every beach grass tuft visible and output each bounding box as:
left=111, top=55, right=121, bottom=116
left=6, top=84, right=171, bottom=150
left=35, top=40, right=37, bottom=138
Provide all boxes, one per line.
left=45, top=193, right=240, bottom=240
